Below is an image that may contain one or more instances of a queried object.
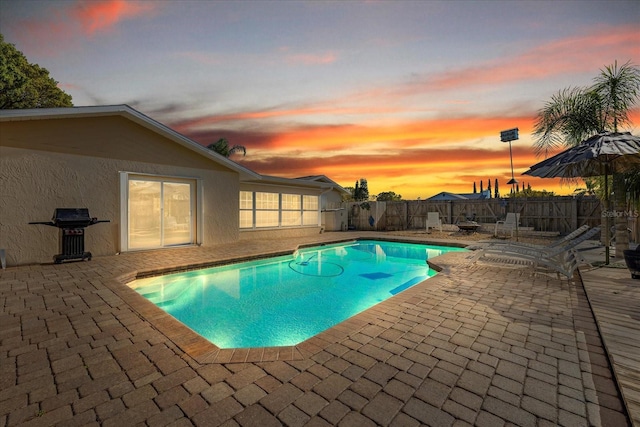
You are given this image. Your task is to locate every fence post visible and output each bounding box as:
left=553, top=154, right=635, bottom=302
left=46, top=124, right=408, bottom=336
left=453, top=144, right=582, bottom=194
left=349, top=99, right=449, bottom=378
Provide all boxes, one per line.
left=571, top=197, right=578, bottom=230
left=404, top=201, right=408, bottom=230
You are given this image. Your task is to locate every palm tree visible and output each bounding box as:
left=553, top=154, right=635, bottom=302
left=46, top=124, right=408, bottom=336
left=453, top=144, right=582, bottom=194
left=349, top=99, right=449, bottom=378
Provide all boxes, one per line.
left=533, top=61, right=640, bottom=254
left=573, top=178, right=598, bottom=197
left=207, top=138, right=246, bottom=158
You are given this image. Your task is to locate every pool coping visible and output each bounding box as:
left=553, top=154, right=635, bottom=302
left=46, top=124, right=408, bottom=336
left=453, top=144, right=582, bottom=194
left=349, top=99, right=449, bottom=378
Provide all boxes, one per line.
left=105, top=238, right=465, bottom=364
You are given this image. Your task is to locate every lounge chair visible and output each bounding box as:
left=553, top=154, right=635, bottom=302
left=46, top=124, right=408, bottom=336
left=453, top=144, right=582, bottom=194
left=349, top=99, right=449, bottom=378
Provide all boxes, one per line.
left=468, top=224, right=590, bottom=251
left=473, top=226, right=601, bottom=280
left=495, top=213, right=520, bottom=237
left=426, top=212, right=442, bottom=233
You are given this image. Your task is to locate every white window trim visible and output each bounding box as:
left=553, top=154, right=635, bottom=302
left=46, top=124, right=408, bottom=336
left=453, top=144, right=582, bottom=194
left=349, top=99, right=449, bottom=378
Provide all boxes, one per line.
left=119, top=172, right=202, bottom=252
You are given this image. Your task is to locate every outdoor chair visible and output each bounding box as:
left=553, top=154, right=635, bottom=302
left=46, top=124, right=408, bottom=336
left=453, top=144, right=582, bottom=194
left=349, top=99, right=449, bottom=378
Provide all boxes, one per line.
left=468, top=224, right=590, bottom=251
left=472, top=226, right=601, bottom=280
left=426, top=212, right=442, bottom=233
left=494, top=213, right=520, bottom=237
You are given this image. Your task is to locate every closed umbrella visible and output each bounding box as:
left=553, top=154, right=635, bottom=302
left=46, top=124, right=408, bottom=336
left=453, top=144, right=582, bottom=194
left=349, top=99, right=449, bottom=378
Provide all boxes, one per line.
left=523, top=131, right=640, bottom=264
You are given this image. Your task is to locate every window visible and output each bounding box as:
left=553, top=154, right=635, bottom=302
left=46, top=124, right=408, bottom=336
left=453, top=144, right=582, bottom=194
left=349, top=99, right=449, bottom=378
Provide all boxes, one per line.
left=281, top=194, right=301, bottom=226
left=240, top=191, right=253, bottom=209
left=255, top=192, right=279, bottom=228
left=281, top=194, right=301, bottom=210
left=125, top=175, right=196, bottom=250
left=303, top=195, right=319, bottom=225
left=239, top=191, right=319, bottom=229
left=239, top=191, right=253, bottom=229
left=256, top=192, right=279, bottom=209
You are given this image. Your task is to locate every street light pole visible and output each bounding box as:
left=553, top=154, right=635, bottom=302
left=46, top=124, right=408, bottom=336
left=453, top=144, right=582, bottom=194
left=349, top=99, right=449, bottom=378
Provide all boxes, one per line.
left=501, top=128, right=520, bottom=241
left=508, top=139, right=516, bottom=192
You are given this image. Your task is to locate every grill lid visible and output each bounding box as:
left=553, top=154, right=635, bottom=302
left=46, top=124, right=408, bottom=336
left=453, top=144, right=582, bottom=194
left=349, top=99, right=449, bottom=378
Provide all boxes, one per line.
left=52, top=208, right=91, bottom=222
left=30, top=208, right=109, bottom=228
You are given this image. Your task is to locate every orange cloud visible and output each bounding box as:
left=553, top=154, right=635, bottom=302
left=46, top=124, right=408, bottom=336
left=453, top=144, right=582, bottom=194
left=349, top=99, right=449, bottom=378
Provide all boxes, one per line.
left=236, top=143, right=576, bottom=200
left=177, top=103, right=631, bottom=200
left=256, top=115, right=535, bottom=151
left=171, top=104, right=403, bottom=133
left=181, top=108, right=561, bottom=199
left=174, top=110, right=535, bottom=152
left=72, top=0, right=155, bottom=35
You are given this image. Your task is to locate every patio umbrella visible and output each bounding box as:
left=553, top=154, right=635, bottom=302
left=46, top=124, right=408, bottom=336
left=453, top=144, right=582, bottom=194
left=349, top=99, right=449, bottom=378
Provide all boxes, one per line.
left=523, top=131, right=640, bottom=264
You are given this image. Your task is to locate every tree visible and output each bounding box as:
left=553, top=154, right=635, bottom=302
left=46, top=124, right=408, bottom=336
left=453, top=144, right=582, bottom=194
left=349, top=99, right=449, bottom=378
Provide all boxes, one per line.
left=473, top=182, right=477, bottom=193
left=487, top=179, right=492, bottom=198
left=0, top=34, right=72, bottom=108
left=510, top=188, right=555, bottom=198
left=494, top=179, right=499, bottom=198
left=342, top=186, right=355, bottom=202
left=533, top=60, right=640, bottom=254
left=573, top=179, right=598, bottom=197
left=376, top=191, right=402, bottom=201
left=480, top=180, right=483, bottom=193
left=206, top=138, right=246, bottom=158
left=353, top=178, right=369, bottom=201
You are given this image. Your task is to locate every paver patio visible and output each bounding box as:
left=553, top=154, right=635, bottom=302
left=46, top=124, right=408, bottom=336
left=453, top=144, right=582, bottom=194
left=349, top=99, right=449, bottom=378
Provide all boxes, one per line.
left=0, top=232, right=633, bottom=426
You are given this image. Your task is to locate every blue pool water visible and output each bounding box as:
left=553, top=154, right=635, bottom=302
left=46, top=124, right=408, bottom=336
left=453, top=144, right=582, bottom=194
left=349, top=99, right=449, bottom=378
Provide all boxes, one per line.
left=129, top=240, right=464, bottom=348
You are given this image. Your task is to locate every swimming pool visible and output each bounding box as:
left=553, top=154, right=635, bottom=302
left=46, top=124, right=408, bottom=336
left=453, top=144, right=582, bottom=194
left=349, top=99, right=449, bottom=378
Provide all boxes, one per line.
left=129, top=240, right=464, bottom=348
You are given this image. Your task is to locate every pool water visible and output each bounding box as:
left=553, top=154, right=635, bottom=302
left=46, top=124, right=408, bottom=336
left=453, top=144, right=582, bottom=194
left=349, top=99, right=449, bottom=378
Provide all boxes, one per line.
left=129, top=240, right=464, bottom=348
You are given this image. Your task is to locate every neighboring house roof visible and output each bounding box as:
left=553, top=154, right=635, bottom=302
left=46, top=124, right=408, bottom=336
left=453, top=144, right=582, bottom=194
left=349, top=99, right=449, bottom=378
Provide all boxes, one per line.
left=428, top=190, right=491, bottom=201
left=0, top=105, right=262, bottom=181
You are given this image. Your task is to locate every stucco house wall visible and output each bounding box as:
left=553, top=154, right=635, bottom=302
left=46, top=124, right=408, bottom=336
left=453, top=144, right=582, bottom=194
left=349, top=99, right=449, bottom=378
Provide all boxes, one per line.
left=0, top=109, right=244, bottom=266
left=0, top=105, right=347, bottom=267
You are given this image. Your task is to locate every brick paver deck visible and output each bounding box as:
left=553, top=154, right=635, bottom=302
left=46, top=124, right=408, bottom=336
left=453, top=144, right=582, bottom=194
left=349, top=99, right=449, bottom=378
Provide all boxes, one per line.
left=0, top=232, right=632, bottom=426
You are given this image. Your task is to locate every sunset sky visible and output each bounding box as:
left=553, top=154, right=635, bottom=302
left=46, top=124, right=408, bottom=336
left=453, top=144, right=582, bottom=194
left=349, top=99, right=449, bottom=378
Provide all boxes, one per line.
left=1, top=0, right=638, bottom=199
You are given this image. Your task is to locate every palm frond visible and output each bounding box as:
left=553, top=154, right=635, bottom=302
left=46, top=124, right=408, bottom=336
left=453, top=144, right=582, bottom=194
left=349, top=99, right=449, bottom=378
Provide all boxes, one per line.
left=592, top=60, right=640, bottom=132
left=532, top=87, right=601, bottom=157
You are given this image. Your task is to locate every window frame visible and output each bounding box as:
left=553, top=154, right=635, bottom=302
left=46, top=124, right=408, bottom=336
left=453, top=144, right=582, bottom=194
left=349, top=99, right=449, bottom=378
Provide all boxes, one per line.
left=120, top=172, right=202, bottom=251
left=239, top=190, right=320, bottom=230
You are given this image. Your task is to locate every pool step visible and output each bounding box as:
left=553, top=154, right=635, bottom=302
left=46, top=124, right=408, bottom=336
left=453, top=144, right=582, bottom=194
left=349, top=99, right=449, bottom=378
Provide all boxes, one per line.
left=132, top=277, right=194, bottom=305
left=389, top=276, right=426, bottom=295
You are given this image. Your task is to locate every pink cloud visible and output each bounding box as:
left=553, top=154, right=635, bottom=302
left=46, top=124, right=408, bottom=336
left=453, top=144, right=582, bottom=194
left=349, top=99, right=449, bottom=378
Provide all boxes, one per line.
left=407, top=25, right=640, bottom=93
left=72, top=0, right=155, bottom=35
left=8, top=0, right=156, bottom=55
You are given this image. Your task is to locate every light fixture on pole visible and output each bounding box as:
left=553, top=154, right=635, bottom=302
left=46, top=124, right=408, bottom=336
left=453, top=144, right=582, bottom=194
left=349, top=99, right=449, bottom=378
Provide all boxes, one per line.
left=501, top=128, right=519, bottom=193
left=501, top=128, right=519, bottom=240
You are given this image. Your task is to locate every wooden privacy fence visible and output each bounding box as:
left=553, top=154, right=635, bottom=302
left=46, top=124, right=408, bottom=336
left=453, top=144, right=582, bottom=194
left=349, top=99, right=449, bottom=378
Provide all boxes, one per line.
left=346, top=196, right=609, bottom=235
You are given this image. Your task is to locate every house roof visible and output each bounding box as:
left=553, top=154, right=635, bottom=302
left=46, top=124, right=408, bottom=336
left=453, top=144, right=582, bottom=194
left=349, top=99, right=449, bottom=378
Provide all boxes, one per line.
left=245, top=174, right=347, bottom=193
left=427, top=190, right=491, bottom=201
left=0, top=105, right=352, bottom=194
left=428, top=192, right=468, bottom=201
left=295, top=175, right=351, bottom=195
left=0, top=105, right=262, bottom=181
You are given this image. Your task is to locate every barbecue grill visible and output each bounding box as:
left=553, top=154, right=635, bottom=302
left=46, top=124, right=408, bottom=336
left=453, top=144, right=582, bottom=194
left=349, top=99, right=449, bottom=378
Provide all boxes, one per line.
left=30, top=208, right=109, bottom=264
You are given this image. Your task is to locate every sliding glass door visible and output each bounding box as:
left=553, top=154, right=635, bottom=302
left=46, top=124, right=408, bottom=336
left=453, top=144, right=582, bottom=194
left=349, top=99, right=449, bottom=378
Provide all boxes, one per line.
left=128, top=178, right=194, bottom=250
